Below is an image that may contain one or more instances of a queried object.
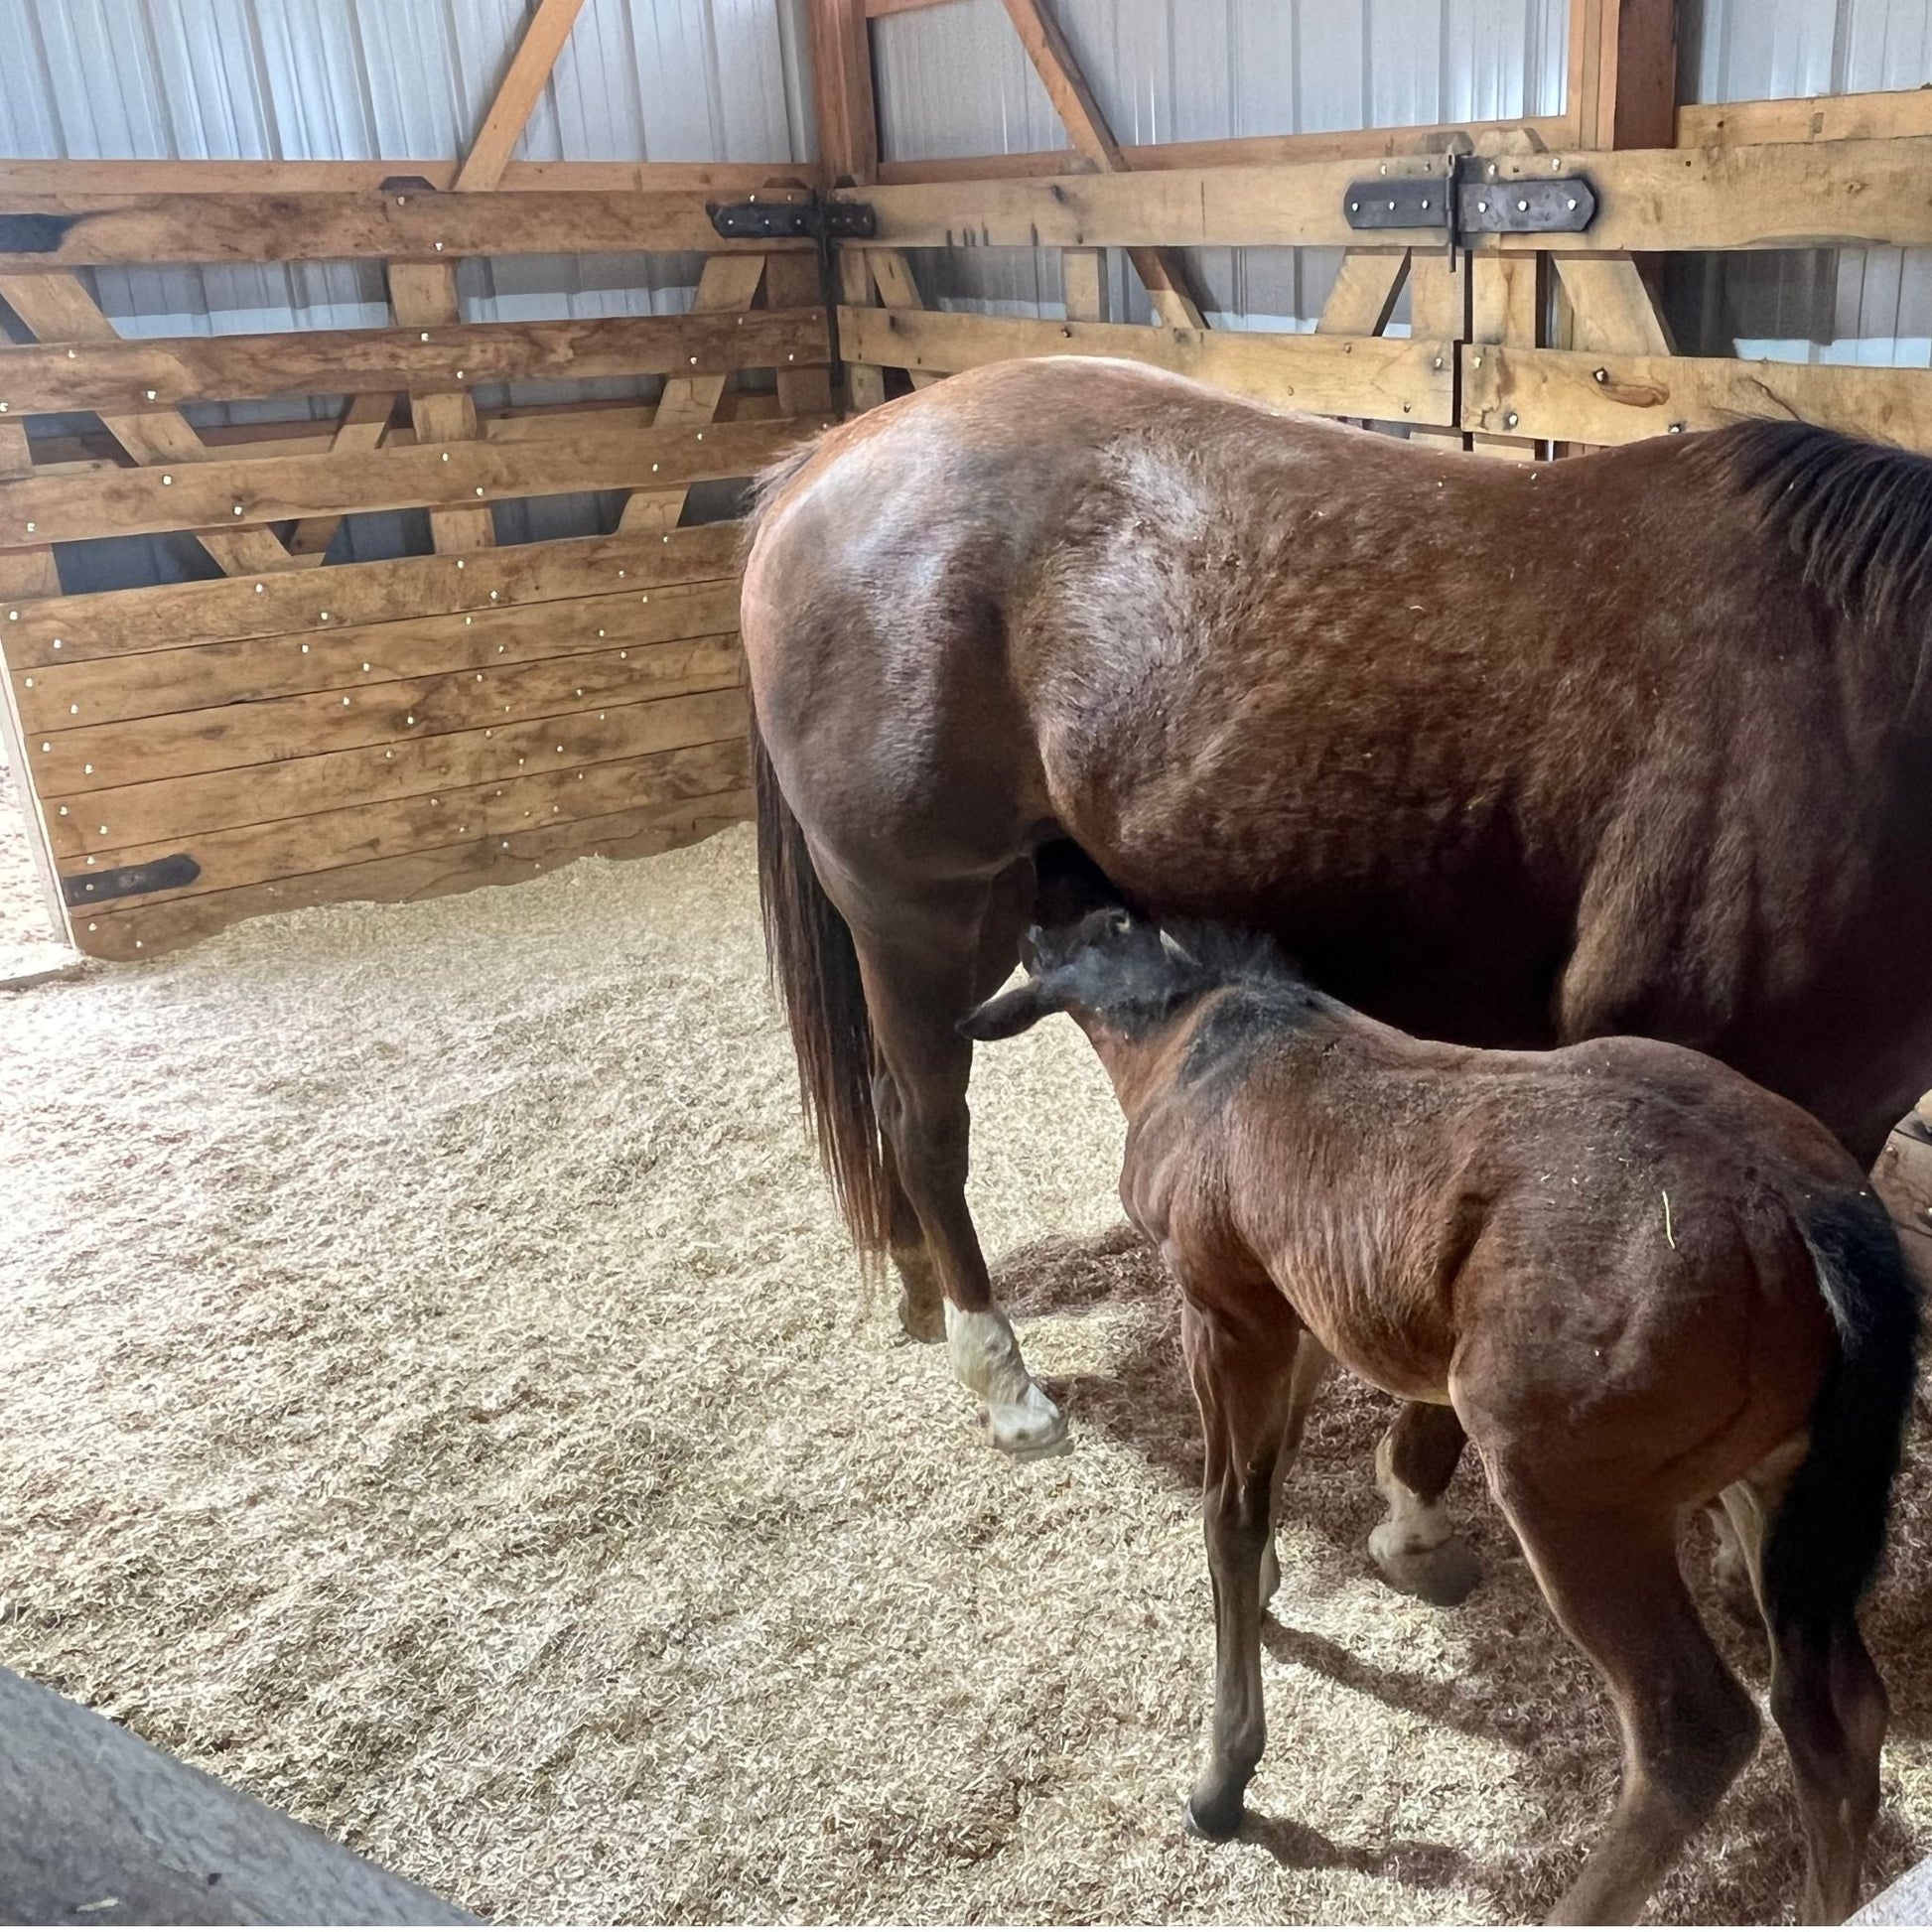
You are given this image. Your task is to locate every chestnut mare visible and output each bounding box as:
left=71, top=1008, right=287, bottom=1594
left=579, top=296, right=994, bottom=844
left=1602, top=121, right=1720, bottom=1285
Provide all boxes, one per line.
left=740, top=358, right=1932, bottom=1593
left=961, top=906, right=1919, bottom=1925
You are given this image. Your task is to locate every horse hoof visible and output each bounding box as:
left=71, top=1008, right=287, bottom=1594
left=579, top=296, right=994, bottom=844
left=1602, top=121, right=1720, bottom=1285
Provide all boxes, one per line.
left=1184, top=1792, right=1243, bottom=1843
left=986, top=1381, right=1069, bottom=1457
left=1369, top=1529, right=1482, bottom=1606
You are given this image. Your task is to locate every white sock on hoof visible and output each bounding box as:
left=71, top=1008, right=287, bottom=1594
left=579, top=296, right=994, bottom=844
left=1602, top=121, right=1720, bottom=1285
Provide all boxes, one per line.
left=944, top=1304, right=1066, bottom=1453
left=1369, top=1432, right=1454, bottom=1564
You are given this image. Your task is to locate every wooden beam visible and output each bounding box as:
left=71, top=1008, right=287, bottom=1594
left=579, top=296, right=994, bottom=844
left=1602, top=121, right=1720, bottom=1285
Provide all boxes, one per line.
left=864, top=0, right=961, bottom=15
left=1677, top=87, right=1932, bottom=149
left=1461, top=345, right=1932, bottom=449
left=808, top=0, right=880, bottom=186
left=0, top=159, right=816, bottom=199
left=872, top=118, right=1571, bottom=185
left=1552, top=255, right=1672, bottom=353
left=0, top=417, right=817, bottom=551
left=1478, top=141, right=1932, bottom=254
left=862, top=249, right=942, bottom=389
left=0, top=272, right=303, bottom=577
left=1314, top=251, right=1410, bottom=336
left=995, top=0, right=1204, bottom=328
left=0, top=190, right=803, bottom=271
left=841, top=158, right=1436, bottom=250
left=0, top=310, right=821, bottom=415
left=838, top=306, right=1453, bottom=423
left=388, top=263, right=493, bottom=552
left=1, top=523, right=741, bottom=665
left=455, top=0, right=591, bottom=193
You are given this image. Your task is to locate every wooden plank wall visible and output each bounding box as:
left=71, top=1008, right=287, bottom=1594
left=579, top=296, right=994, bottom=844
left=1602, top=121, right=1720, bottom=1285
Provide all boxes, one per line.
left=0, top=183, right=834, bottom=961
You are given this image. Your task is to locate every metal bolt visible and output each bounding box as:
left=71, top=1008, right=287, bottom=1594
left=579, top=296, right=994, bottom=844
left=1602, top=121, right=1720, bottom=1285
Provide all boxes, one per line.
left=1566, top=197, right=1578, bottom=211
left=1476, top=201, right=1488, bottom=213
left=1516, top=199, right=1529, bottom=212
left=434, top=240, right=445, bottom=251
left=1593, top=366, right=1609, bottom=383
left=146, top=388, right=158, bottom=400
left=420, top=332, right=431, bottom=342
left=1349, top=201, right=1359, bottom=212
left=1505, top=411, right=1519, bottom=428
left=1668, top=421, right=1686, bottom=433
left=162, top=473, right=173, bottom=483
left=232, top=504, right=244, bottom=515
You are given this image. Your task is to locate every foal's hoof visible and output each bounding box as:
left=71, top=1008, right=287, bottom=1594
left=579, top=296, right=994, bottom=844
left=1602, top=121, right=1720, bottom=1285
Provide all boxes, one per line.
left=1369, top=1527, right=1483, bottom=1606
left=986, top=1380, right=1068, bottom=1457
left=1183, top=1790, right=1244, bottom=1843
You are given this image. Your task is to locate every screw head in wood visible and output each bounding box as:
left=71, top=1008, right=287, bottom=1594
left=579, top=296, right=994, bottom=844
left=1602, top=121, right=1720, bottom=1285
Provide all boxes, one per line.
left=1505, top=411, right=1519, bottom=427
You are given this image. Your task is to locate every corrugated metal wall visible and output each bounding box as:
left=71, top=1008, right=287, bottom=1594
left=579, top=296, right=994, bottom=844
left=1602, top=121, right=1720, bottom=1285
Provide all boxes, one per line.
left=1674, top=0, right=1932, bottom=369
left=0, top=0, right=815, bottom=586
left=873, top=0, right=1572, bottom=329
left=5, top=0, right=1932, bottom=590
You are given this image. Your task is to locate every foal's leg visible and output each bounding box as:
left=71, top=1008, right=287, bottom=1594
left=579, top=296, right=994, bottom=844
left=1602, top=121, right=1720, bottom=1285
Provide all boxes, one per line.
left=1179, top=1300, right=1304, bottom=1841
left=1259, top=1333, right=1331, bottom=1611
left=1720, top=1458, right=1889, bottom=1925
left=1501, top=1495, right=1760, bottom=1925
left=849, top=881, right=1064, bottom=1453
left=1369, top=1403, right=1482, bottom=1606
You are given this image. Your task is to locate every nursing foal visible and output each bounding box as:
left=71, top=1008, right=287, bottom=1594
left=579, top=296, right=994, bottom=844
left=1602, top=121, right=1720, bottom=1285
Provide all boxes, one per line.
left=964, top=910, right=1918, bottom=1926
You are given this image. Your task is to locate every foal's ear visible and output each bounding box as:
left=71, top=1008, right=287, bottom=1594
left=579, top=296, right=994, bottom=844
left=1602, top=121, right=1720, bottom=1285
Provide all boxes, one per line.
left=959, top=975, right=1059, bottom=1041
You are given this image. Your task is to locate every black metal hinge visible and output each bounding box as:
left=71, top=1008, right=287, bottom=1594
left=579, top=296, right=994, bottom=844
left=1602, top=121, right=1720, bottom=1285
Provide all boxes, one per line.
left=62, top=853, right=200, bottom=906
left=706, top=192, right=877, bottom=244
left=1342, top=156, right=1595, bottom=246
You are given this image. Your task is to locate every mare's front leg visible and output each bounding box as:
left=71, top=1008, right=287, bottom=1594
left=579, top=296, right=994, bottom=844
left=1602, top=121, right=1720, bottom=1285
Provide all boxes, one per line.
left=1370, top=1402, right=1482, bottom=1605
left=852, top=880, right=1065, bottom=1453
left=1179, top=1298, right=1304, bottom=1840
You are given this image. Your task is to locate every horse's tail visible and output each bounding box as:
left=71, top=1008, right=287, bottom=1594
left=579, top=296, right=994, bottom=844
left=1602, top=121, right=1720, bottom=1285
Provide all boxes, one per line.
left=1762, top=1191, right=1921, bottom=1640
left=747, top=698, right=893, bottom=1263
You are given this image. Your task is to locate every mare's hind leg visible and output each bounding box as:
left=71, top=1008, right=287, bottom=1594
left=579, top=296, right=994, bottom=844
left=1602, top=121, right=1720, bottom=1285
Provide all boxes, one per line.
left=848, top=875, right=1064, bottom=1453
left=1499, top=1492, right=1760, bottom=1925
left=1721, top=1451, right=1889, bottom=1924
left=1370, top=1403, right=1482, bottom=1606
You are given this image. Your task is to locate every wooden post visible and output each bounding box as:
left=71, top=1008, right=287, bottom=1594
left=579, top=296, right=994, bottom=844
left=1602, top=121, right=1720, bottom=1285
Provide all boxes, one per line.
left=809, top=0, right=880, bottom=186
left=1572, top=0, right=1680, bottom=154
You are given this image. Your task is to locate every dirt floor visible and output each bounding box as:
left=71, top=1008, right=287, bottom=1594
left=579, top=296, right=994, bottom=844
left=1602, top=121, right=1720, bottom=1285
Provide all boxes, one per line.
left=6, top=822, right=1932, bottom=1926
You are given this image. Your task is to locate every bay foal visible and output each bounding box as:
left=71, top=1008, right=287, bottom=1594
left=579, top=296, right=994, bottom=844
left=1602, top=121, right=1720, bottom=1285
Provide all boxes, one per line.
left=964, top=910, right=1919, bottom=1925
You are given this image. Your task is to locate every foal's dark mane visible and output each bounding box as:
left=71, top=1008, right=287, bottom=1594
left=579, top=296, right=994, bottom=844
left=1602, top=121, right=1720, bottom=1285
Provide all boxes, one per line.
left=1715, top=419, right=1932, bottom=706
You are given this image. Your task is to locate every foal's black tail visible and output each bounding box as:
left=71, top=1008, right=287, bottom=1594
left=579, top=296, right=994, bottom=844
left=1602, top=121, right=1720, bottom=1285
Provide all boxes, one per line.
left=1763, top=1193, right=1921, bottom=1640
left=747, top=701, right=893, bottom=1263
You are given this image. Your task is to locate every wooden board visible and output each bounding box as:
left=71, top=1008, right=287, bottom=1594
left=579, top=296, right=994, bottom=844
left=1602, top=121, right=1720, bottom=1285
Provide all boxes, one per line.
left=30, top=633, right=742, bottom=795
left=68, top=736, right=749, bottom=908
left=1677, top=87, right=1932, bottom=149
left=0, top=189, right=807, bottom=270
left=839, top=157, right=1448, bottom=250
left=72, top=784, right=753, bottom=962
left=41, top=686, right=748, bottom=860
left=0, top=416, right=816, bottom=549
left=1459, top=344, right=1932, bottom=447
left=871, top=118, right=1572, bottom=185
left=14, top=581, right=743, bottom=732
left=1481, top=139, right=1932, bottom=253
left=0, top=307, right=829, bottom=417
left=0, top=160, right=814, bottom=199
left=1, top=523, right=741, bottom=665
left=837, top=305, right=1454, bottom=424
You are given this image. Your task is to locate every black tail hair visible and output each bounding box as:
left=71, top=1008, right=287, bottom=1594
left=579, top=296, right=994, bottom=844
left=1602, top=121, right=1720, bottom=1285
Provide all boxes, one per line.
left=1762, top=1191, right=1922, bottom=1640
left=747, top=699, right=893, bottom=1263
